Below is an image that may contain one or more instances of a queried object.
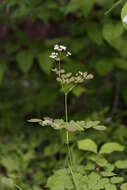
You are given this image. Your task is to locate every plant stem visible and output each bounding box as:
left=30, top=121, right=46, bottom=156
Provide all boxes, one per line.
left=14, top=184, right=23, bottom=190
left=58, top=59, right=61, bottom=77
left=65, top=93, right=72, bottom=166
left=68, top=164, right=79, bottom=190
left=105, top=0, right=122, bottom=15
left=64, top=93, right=78, bottom=190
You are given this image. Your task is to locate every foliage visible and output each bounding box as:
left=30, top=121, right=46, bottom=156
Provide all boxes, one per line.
left=0, top=0, right=127, bottom=189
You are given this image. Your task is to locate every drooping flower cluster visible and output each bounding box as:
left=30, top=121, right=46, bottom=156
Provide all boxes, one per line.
left=49, top=44, right=71, bottom=61
left=28, top=118, right=106, bottom=132
left=52, top=68, right=94, bottom=85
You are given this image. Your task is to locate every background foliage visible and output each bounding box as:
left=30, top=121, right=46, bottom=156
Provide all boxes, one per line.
left=0, top=0, right=127, bottom=189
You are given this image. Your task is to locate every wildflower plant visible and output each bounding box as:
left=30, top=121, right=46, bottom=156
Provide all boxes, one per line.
left=28, top=45, right=126, bottom=190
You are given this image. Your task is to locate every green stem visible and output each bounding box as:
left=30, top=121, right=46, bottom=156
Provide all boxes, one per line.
left=105, top=0, right=122, bottom=15
left=64, top=93, right=78, bottom=190
left=14, top=184, right=23, bottom=190
left=58, top=59, right=61, bottom=77
left=65, top=93, right=68, bottom=122
left=68, top=164, right=79, bottom=190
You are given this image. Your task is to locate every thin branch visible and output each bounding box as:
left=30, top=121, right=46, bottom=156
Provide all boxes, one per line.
left=105, top=0, right=122, bottom=15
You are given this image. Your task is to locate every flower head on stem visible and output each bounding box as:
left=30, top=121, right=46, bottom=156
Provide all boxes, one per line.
left=49, top=44, right=72, bottom=61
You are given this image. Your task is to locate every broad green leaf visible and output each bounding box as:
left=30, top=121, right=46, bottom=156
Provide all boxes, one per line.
left=103, top=22, right=123, bottom=42
left=95, top=157, right=108, bottom=167
left=121, top=2, right=127, bottom=29
left=105, top=184, right=116, bottom=190
left=111, top=177, right=124, bottom=184
left=0, top=177, right=14, bottom=188
left=99, top=142, right=124, bottom=154
left=16, top=51, right=34, bottom=74
left=84, top=162, right=95, bottom=170
left=106, top=163, right=115, bottom=172
left=121, top=183, right=127, bottom=190
left=1, top=157, right=20, bottom=172
left=38, top=51, right=53, bottom=75
left=115, top=160, right=127, bottom=169
left=78, top=139, right=97, bottom=153
left=85, top=121, right=100, bottom=129
left=93, top=125, right=106, bottom=131
left=47, top=169, right=73, bottom=190
left=100, top=171, right=116, bottom=177
left=98, top=178, right=110, bottom=189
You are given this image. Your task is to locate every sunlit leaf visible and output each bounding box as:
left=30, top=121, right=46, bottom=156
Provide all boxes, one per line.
left=78, top=139, right=97, bottom=153
left=99, top=142, right=124, bottom=154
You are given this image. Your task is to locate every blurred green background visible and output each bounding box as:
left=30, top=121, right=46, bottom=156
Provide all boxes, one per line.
left=1, top=0, right=127, bottom=189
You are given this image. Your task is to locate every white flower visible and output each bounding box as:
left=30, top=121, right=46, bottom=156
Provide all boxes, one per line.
left=49, top=52, right=60, bottom=60
left=49, top=53, right=57, bottom=59
left=122, top=14, right=127, bottom=24
left=54, top=44, right=67, bottom=51
left=54, top=44, right=59, bottom=50
left=60, top=45, right=67, bottom=50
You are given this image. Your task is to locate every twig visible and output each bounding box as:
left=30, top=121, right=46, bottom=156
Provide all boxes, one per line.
left=105, top=0, right=122, bottom=15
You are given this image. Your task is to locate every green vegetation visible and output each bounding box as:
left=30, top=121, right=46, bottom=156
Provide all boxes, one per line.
left=0, top=0, right=127, bottom=189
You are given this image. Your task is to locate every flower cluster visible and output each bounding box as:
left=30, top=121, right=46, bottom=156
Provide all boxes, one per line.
left=49, top=44, right=71, bottom=61
left=52, top=68, right=94, bottom=85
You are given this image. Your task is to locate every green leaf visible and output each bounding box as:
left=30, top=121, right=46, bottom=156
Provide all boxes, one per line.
left=115, top=160, right=127, bottom=169
left=85, top=121, right=100, bottom=129
left=103, top=22, right=123, bottom=43
left=38, top=51, right=53, bottom=75
left=99, top=142, right=124, bottom=154
left=16, top=50, right=34, bottom=74
left=95, top=157, right=108, bottom=167
left=121, top=2, right=127, bottom=29
left=98, top=178, right=110, bottom=189
left=47, top=169, right=73, bottom=190
left=105, top=184, right=116, bottom=190
left=121, top=183, right=127, bottom=190
left=111, top=177, right=124, bottom=184
left=93, top=125, right=106, bottom=131
left=78, top=139, right=97, bottom=153
left=0, top=177, right=14, bottom=188
left=1, top=157, right=20, bottom=172
left=100, top=171, right=116, bottom=177
left=84, top=162, right=95, bottom=170
left=106, top=163, right=115, bottom=172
